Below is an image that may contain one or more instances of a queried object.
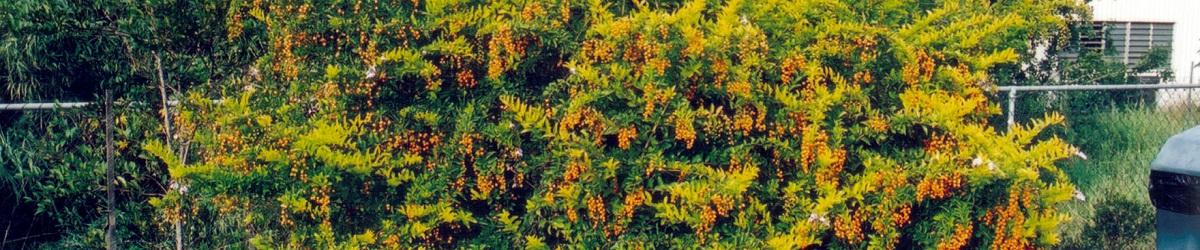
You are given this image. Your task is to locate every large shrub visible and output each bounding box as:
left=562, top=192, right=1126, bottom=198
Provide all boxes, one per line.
left=148, top=0, right=1087, bottom=248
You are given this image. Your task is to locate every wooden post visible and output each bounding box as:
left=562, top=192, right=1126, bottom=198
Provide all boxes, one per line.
left=104, top=91, right=116, bottom=249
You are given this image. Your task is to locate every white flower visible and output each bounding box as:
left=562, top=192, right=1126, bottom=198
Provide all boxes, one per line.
left=169, top=181, right=188, bottom=194
left=365, top=65, right=378, bottom=80
left=248, top=67, right=260, bottom=80
left=807, top=213, right=829, bottom=226
left=972, top=155, right=998, bottom=172
left=1073, top=188, right=1086, bottom=202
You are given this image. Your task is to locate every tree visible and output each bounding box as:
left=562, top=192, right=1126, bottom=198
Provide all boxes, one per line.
left=1004, top=20, right=1175, bottom=123
left=0, top=0, right=255, bottom=247
left=0, top=0, right=258, bottom=102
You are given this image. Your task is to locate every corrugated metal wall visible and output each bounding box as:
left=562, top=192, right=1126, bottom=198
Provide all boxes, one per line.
left=1063, top=21, right=1174, bottom=84
left=1108, top=21, right=1174, bottom=66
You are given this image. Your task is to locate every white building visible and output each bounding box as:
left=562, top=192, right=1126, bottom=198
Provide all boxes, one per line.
left=1089, top=0, right=1200, bottom=106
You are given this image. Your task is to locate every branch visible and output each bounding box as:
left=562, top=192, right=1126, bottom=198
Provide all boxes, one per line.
left=154, top=52, right=173, bottom=152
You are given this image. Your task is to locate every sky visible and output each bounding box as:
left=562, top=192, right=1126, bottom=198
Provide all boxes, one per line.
left=1090, top=0, right=1200, bottom=84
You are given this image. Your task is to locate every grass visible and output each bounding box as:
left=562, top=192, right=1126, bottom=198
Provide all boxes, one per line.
left=1055, top=106, right=1200, bottom=249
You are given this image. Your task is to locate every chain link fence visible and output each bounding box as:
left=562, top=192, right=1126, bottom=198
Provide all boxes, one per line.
left=996, top=84, right=1200, bottom=249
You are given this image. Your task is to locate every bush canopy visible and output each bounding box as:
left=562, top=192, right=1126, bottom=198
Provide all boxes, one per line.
left=8, top=0, right=1093, bottom=248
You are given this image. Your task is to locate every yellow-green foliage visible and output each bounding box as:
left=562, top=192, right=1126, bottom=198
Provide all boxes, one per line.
left=147, top=0, right=1088, bottom=248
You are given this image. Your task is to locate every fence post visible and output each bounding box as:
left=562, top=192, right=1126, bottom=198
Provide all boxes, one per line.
left=1007, top=89, right=1016, bottom=129
left=104, top=91, right=116, bottom=249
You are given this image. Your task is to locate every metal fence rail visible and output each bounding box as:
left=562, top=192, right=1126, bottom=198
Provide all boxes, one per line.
left=996, top=84, right=1200, bottom=91
left=0, top=100, right=214, bottom=111
left=4, top=84, right=1199, bottom=128
left=0, top=102, right=95, bottom=110
left=997, top=84, right=1200, bottom=128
